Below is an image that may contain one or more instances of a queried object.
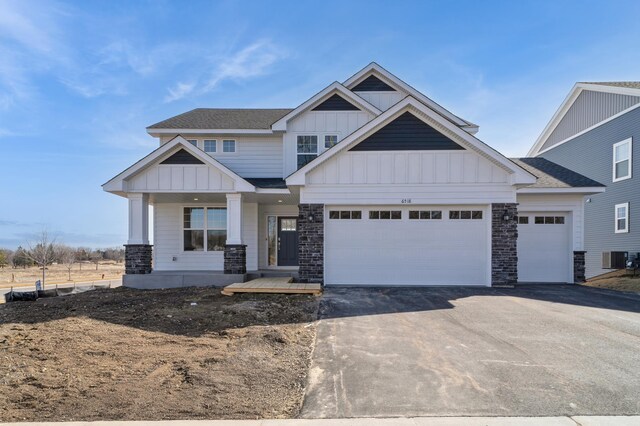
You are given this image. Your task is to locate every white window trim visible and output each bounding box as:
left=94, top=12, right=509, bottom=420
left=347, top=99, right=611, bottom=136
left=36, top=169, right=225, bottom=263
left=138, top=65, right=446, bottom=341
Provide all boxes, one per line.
left=296, top=135, right=319, bottom=168
left=203, top=139, right=217, bottom=153
left=222, top=139, right=236, bottom=153
left=612, top=138, right=632, bottom=182
left=182, top=206, right=227, bottom=252
left=614, top=202, right=629, bottom=233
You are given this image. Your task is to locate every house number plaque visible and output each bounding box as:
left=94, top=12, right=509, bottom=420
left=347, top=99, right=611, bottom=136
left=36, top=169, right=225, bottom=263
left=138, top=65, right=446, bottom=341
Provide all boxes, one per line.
left=401, top=198, right=412, bottom=204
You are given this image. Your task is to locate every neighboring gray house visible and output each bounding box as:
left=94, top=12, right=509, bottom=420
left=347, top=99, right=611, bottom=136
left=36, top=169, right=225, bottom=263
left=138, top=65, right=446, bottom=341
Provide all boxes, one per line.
left=528, top=82, right=640, bottom=278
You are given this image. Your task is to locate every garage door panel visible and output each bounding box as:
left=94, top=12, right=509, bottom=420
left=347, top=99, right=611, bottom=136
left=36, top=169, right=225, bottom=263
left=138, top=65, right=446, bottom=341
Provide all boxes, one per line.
left=325, top=206, right=489, bottom=286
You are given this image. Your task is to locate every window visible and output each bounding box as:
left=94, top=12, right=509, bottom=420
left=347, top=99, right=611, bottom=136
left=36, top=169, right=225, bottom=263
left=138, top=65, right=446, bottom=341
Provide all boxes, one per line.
left=223, top=140, right=236, bottom=153
left=183, top=207, right=226, bottom=251
left=297, top=135, right=318, bottom=169
left=369, top=210, right=401, bottom=220
left=449, top=210, right=483, bottom=220
left=615, top=203, right=629, bottom=233
left=329, top=210, right=362, bottom=219
left=187, top=139, right=198, bottom=147
left=204, top=140, right=216, bottom=153
left=613, top=138, right=632, bottom=182
left=409, top=210, right=442, bottom=219
left=280, top=218, right=297, bottom=231
left=534, top=216, right=565, bottom=225
left=518, top=216, right=529, bottom=224
left=325, top=135, right=338, bottom=149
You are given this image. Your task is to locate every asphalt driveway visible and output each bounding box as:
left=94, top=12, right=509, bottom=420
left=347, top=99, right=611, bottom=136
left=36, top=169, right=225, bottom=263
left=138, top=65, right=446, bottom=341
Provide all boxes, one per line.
left=301, top=285, right=640, bottom=418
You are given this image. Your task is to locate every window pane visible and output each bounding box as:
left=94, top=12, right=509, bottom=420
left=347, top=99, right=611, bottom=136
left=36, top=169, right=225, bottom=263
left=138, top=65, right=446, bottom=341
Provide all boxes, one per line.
left=325, top=135, right=338, bottom=148
left=267, top=216, right=277, bottom=266
left=391, top=211, right=401, bottom=219
left=380, top=211, right=391, bottom=219
left=534, top=216, right=544, bottom=224
left=615, top=142, right=629, bottom=161
left=280, top=219, right=296, bottom=231
left=555, top=216, right=565, bottom=224
left=223, top=140, right=236, bottom=152
left=369, top=211, right=379, bottom=219
left=340, top=211, right=351, bottom=219
left=297, top=135, right=318, bottom=153
left=207, top=208, right=226, bottom=229
left=351, top=211, right=362, bottom=219
left=184, top=208, right=204, bottom=229
left=207, top=230, right=226, bottom=251
left=204, top=140, right=216, bottom=152
left=409, top=211, right=419, bottom=219
left=545, top=216, right=554, bottom=224
left=617, top=218, right=627, bottom=230
left=518, top=216, right=529, bottom=224
left=329, top=211, right=340, bottom=219
left=617, top=206, right=626, bottom=217
left=297, top=154, right=317, bottom=169
left=472, top=211, right=483, bottom=219
left=419, top=211, right=429, bottom=219
left=450, top=211, right=460, bottom=219
left=461, top=211, right=471, bottom=219
left=431, top=211, right=442, bottom=219
left=184, top=230, right=204, bottom=251
left=187, top=140, right=197, bottom=146
left=615, top=160, right=629, bottom=179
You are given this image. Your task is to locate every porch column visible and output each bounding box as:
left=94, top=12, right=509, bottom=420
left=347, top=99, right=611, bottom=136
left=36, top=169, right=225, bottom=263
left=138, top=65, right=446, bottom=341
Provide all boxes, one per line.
left=124, top=193, right=152, bottom=274
left=224, top=193, right=246, bottom=274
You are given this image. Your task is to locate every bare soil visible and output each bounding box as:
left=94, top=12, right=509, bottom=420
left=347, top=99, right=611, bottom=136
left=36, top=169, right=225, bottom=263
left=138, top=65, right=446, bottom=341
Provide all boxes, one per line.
left=0, top=262, right=124, bottom=287
left=583, top=269, right=640, bottom=293
left=0, top=287, right=319, bottom=421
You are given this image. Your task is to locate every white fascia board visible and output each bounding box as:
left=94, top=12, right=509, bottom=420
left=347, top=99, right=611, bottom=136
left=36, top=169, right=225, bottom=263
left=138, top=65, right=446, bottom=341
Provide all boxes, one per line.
left=147, top=128, right=274, bottom=136
left=271, top=82, right=382, bottom=131
left=102, top=135, right=255, bottom=193
left=577, top=83, right=640, bottom=97
left=255, top=188, right=290, bottom=194
left=286, top=96, right=536, bottom=186
left=343, top=62, right=473, bottom=129
left=517, top=187, right=606, bottom=194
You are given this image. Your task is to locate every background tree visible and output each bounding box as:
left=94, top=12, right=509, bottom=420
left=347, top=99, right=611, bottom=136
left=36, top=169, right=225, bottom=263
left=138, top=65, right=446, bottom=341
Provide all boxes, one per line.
left=12, top=246, right=33, bottom=269
left=0, top=249, right=11, bottom=269
left=57, top=245, right=77, bottom=281
left=90, top=250, right=103, bottom=271
left=24, top=231, right=58, bottom=289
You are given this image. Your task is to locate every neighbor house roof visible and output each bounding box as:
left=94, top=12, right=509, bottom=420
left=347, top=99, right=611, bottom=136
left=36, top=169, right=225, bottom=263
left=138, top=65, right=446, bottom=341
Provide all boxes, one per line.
left=511, top=158, right=605, bottom=189
left=580, top=81, right=640, bottom=89
left=147, top=108, right=293, bottom=130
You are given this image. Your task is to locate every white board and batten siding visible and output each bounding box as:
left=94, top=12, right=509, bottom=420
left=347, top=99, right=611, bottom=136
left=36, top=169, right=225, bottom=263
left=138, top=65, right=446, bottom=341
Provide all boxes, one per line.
left=283, top=110, right=374, bottom=176
left=302, top=150, right=515, bottom=205
left=160, top=136, right=284, bottom=178
left=127, top=164, right=235, bottom=192
left=153, top=202, right=258, bottom=271
left=354, top=91, right=405, bottom=111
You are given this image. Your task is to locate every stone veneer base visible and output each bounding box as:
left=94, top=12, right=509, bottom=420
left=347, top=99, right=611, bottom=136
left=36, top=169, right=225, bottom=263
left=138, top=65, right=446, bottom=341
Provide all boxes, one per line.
left=492, top=203, right=518, bottom=287
left=224, top=244, right=247, bottom=274
left=124, top=244, right=153, bottom=275
left=298, top=204, right=324, bottom=284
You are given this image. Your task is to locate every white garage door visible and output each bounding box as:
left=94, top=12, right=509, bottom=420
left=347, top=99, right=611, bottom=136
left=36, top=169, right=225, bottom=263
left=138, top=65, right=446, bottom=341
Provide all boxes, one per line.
left=517, top=212, right=571, bottom=283
left=325, top=206, right=489, bottom=286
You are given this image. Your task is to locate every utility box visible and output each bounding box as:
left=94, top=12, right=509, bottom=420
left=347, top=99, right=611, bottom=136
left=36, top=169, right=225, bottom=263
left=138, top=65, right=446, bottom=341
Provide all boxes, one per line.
left=602, top=251, right=628, bottom=269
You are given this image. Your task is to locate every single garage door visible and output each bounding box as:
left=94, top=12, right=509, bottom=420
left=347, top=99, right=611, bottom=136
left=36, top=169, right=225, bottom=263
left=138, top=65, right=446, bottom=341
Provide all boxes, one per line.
left=325, top=206, right=489, bottom=286
left=517, top=212, right=571, bottom=283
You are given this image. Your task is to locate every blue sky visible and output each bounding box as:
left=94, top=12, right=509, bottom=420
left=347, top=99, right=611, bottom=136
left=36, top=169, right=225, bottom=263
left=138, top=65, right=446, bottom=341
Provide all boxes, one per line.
left=1, top=0, right=639, bottom=249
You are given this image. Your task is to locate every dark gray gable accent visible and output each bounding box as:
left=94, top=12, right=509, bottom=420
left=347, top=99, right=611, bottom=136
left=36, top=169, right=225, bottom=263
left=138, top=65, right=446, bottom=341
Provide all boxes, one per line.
left=349, top=112, right=465, bottom=151
left=312, top=94, right=360, bottom=111
left=160, top=149, right=204, bottom=165
left=352, top=75, right=396, bottom=92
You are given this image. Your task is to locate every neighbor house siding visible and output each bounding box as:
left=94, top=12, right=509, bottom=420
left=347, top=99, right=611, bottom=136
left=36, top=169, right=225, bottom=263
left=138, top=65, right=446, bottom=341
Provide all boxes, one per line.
left=539, top=106, right=640, bottom=277
left=542, top=90, right=640, bottom=150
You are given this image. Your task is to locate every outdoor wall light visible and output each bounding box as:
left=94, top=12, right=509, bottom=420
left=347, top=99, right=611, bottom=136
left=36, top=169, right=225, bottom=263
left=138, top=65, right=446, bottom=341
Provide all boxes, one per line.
left=308, top=214, right=315, bottom=222
left=502, top=210, right=511, bottom=221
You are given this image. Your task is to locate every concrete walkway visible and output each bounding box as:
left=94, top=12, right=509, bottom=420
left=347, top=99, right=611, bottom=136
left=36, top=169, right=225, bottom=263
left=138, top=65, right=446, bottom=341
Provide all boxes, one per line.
left=2, top=416, right=639, bottom=425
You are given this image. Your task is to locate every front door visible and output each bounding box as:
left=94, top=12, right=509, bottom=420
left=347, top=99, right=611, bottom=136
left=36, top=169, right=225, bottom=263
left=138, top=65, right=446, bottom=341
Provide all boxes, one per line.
left=277, top=217, right=299, bottom=266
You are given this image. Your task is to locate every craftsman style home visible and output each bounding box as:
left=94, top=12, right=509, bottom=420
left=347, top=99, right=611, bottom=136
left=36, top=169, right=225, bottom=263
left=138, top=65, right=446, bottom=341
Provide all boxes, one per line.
left=103, top=63, right=603, bottom=288
left=529, top=82, right=640, bottom=278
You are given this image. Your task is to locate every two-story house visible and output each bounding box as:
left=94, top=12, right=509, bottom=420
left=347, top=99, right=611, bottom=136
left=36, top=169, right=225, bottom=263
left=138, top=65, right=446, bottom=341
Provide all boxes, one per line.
left=103, top=63, right=603, bottom=288
left=528, top=82, right=639, bottom=278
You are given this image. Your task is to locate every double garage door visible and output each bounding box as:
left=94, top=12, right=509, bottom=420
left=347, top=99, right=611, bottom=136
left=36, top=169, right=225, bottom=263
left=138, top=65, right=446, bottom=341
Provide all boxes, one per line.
left=325, top=205, right=490, bottom=286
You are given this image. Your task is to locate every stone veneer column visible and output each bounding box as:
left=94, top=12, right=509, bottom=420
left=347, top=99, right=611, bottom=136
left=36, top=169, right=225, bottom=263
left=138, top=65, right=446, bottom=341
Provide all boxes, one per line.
left=298, top=204, right=324, bottom=284
left=491, top=203, right=518, bottom=287
left=124, top=244, right=153, bottom=274
left=573, top=251, right=587, bottom=283
left=224, top=245, right=247, bottom=274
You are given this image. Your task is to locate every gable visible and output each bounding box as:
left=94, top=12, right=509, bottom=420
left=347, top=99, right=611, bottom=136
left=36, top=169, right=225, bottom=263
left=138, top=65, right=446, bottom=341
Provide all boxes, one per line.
left=542, top=89, right=640, bottom=151
left=159, top=149, right=204, bottom=165
left=352, top=75, right=396, bottom=92
left=312, top=94, right=360, bottom=111
left=349, top=112, right=465, bottom=151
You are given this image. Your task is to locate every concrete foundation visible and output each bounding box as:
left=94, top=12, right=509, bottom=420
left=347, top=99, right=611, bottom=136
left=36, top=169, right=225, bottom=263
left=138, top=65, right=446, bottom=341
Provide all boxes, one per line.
left=123, top=271, right=246, bottom=289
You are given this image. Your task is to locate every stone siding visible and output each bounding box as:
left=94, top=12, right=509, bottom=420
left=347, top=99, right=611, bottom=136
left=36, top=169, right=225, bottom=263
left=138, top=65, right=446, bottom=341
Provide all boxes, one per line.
left=573, top=251, right=587, bottom=283
left=492, top=203, right=518, bottom=287
left=124, top=244, right=153, bottom=275
left=224, top=245, right=247, bottom=274
left=298, top=204, right=324, bottom=284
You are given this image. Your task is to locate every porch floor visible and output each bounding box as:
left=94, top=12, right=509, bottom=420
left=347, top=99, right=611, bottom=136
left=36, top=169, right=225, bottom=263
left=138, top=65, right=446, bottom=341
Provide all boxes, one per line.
left=221, top=277, right=322, bottom=296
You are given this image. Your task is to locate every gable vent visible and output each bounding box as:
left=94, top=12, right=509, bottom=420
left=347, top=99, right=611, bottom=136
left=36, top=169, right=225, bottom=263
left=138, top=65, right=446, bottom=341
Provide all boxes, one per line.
left=312, top=94, right=360, bottom=111
left=160, top=149, right=205, bottom=165
left=352, top=75, right=396, bottom=92
left=350, top=111, right=465, bottom=151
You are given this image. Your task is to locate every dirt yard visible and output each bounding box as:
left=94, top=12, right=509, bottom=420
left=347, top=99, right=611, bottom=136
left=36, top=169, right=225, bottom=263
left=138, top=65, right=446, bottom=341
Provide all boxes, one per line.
left=0, top=262, right=124, bottom=287
left=584, top=270, right=640, bottom=293
left=0, top=287, right=319, bottom=421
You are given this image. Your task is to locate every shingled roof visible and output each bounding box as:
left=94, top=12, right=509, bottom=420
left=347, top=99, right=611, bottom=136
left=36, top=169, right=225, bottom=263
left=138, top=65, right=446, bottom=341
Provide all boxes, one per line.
left=511, top=158, right=604, bottom=188
left=580, top=82, right=640, bottom=89
left=147, top=108, right=293, bottom=130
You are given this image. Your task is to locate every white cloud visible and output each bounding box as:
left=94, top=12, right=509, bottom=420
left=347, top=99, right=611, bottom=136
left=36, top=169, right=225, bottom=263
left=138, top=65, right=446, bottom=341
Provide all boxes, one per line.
left=164, top=81, right=196, bottom=103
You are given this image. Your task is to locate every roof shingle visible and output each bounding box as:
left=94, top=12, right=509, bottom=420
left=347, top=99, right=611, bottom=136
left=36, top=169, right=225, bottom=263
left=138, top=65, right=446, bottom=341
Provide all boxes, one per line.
left=580, top=81, right=640, bottom=89
left=512, top=158, right=605, bottom=188
left=147, top=108, right=293, bottom=130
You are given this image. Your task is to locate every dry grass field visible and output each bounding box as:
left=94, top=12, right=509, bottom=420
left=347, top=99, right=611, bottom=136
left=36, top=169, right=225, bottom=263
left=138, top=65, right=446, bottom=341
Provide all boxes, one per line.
left=584, top=269, right=640, bottom=293
left=0, top=262, right=124, bottom=287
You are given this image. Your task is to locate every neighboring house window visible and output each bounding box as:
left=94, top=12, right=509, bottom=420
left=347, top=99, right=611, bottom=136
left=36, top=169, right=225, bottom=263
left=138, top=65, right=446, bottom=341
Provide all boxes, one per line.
left=204, top=140, right=216, bottom=153
left=325, top=135, right=338, bottom=149
left=613, top=138, right=632, bottom=182
left=187, top=139, right=198, bottom=147
left=615, top=203, right=629, bottom=233
left=223, top=140, right=236, bottom=153
left=183, top=207, right=227, bottom=251
left=297, top=135, right=318, bottom=169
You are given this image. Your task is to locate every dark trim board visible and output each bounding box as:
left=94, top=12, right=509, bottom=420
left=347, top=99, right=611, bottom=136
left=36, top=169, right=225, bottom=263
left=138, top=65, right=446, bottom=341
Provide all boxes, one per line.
left=312, top=94, right=360, bottom=111
left=350, top=111, right=465, bottom=151
left=160, top=149, right=205, bottom=165
left=352, top=75, right=396, bottom=92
